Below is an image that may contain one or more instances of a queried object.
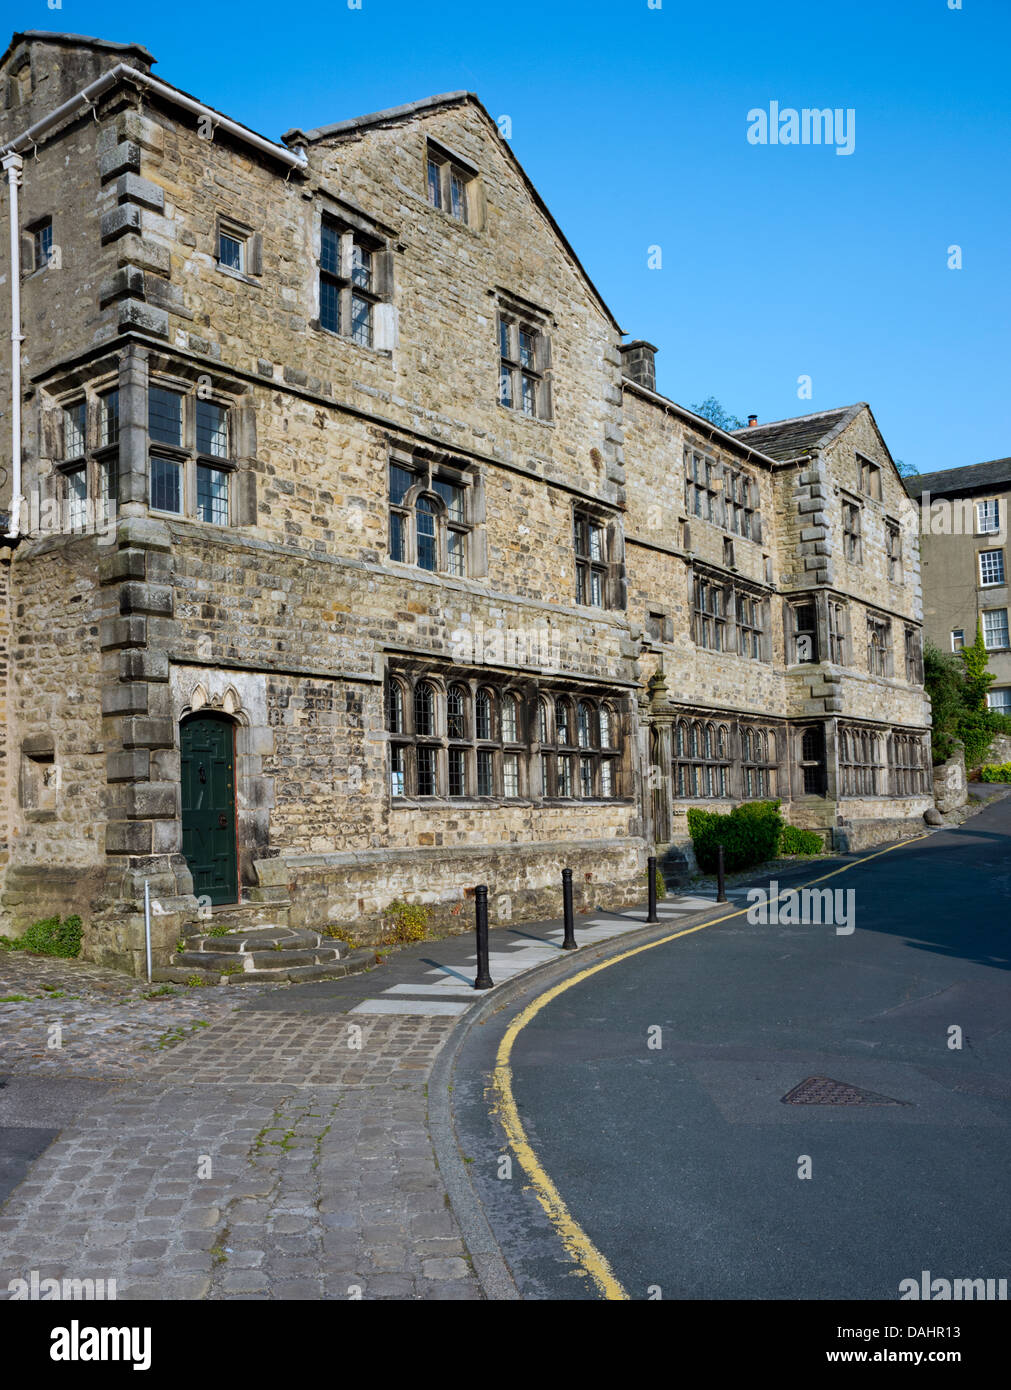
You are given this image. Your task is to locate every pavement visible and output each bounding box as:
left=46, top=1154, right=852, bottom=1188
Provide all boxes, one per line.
left=0, top=867, right=775, bottom=1300
left=4, top=801, right=1006, bottom=1303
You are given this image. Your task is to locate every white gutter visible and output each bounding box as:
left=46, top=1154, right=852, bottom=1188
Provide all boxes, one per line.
left=0, top=62, right=309, bottom=169
left=3, top=152, right=24, bottom=538
left=0, top=64, right=307, bottom=538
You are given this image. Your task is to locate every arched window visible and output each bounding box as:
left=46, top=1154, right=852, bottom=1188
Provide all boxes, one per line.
left=538, top=698, right=549, bottom=743
left=386, top=679, right=405, bottom=733
left=414, top=682, right=435, bottom=736
left=691, top=723, right=701, bottom=758
left=476, top=688, right=494, bottom=741
left=577, top=700, right=595, bottom=748
left=555, top=698, right=572, bottom=746
left=600, top=705, right=615, bottom=749
left=501, top=694, right=519, bottom=742
left=674, top=714, right=730, bottom=799
left=447, top=685, right=467, bottom=740
left=416, top=496, right=437, bottom=571
left=704, top=723, right=714, bottom=759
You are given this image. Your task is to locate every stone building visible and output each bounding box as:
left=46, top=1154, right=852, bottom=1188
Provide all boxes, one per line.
left=0, top=32, right=932, bottom=974
left=905, top=460, right=1011, bottom=716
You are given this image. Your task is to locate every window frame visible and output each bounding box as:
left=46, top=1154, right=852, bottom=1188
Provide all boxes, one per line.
left=317, top=212, right=387, bottom=350
left=978, top=548, right=1006, bottom=587
left=498, top=305, right=552, bottom=421
left=147, top=380, right=235, bottom=526
left=388, top=453, right=476, bottom=576
left=842, top=497, right=863, bottom=564
left=425, top=141, right=477, bottom=225
left=982, top=608, right=1009, bottom=651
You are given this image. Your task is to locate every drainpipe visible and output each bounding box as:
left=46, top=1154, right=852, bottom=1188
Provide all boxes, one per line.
left=2, top=152, right=24, bottom=539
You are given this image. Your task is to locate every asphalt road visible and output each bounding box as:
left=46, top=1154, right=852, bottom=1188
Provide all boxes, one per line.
left=450, top=801, right=1011, bottom=1300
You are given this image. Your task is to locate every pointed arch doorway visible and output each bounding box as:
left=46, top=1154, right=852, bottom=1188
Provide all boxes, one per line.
left=180, top=712, right=239, bottom=905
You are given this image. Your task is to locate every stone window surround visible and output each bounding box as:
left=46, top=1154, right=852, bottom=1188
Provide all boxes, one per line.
left=684, top=447, right=763, bottom=543
left=25, top=215, right=54, bottom=275
left=692, top=564, right=770, bottom=661
left=385, top=663, right=626, bottom=804
left=857, top=452, right=882, bottom=501
left=538, top=692, right=622, bottom=801
left=311, top=196, right=394, bottom=353
left=386, top=446, right=487, bottom=578
left=670, top=716, right=779, bottom=802
left=841, top=493, right=863, bottom=564
left=886, top=516, right=903, bottom=581
left=571, top=500, right=625, bottom=612
left=497, top=291, right=553, bottom=422
left=888, top=730, right=930, bottom=797
left=147, top=372, right=237, bottom=527
left=785, top=591, right=850, bottom=667
left=904, top=625, right=924, bottom=684
left=839, top=724, right=884, bottom=796
left=215, top=212, right=262, bottom=282
left=425, top=137, right=482, bottom=228
left=978, top=547, right=1005, bottom=587
left=49, top=377, right=120, bottom=524
left=866, top=611, right=893, bottom=678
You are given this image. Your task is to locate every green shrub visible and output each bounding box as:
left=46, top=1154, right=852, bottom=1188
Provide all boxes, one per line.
left=979, top=762, right=1011, bottom=783
left=10, top=915, right=83, bottom=959
left=688, top=800, right=783, bottom=873
left=779, top=824, right=822, bottom=856
left=650, top=865, right=667, bottom=901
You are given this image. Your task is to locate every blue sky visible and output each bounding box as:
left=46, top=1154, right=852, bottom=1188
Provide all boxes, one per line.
left=6, top=0, right=1008, bottom=473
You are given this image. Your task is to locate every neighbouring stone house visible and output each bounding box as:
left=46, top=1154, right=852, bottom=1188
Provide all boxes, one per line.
left=0, top=32, right=932, bottom=974
left=904, top=459, right=1011, bottom=720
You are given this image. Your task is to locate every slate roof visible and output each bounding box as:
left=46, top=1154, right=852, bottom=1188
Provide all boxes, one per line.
left=903, top=458, right=1011, bottom=499
left=731, top=405, right=865, bottom=461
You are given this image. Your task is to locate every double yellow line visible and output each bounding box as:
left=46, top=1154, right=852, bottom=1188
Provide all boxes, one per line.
left=490, top=835, right=929, bottom=1300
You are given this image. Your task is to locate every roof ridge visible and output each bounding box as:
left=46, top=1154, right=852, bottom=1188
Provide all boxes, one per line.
left=732, top=403, right=865, bottom=433
left=283, top=91, right=476, bottom=145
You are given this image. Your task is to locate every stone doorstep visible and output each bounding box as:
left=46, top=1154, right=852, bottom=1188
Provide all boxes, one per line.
left=150, top=949, right=376, bottom=986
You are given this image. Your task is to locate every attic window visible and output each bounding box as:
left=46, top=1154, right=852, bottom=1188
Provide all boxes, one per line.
left=426, top=142, right=477, bottom=225
left=858, top=455, right=881, bottom=500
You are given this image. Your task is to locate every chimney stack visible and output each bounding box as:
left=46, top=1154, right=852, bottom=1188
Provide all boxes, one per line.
left=747, top=413, right=758, bottom=427
left=620, top=340, right=658, bottom=393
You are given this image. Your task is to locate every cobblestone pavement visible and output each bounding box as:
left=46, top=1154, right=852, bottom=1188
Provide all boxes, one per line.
left=0, top=950, right=273, bottom=1079
left=1, top=1012, right=477, bottom=1300
left=0, top=879, right=782, bottom=1301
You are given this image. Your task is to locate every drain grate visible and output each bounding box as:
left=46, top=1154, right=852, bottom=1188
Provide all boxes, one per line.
left=782, top=1075, right=906, bottom=1106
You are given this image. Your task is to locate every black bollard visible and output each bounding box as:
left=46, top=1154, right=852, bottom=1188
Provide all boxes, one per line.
left=647, top=855, right=660, bottom=923
left=473, top=884, right=494, bottom=989
left=561, top=868, right=577, bottom=950
left=716, top=845, right=728, bottom=903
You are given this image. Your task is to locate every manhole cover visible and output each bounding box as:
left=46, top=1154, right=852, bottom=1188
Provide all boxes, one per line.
left=782, top=1075, right=906, bottom=1106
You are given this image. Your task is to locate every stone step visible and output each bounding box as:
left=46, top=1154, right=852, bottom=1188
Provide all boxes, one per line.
left=152, top=946, right=377, bottom=987
left=190, top=900, right=292, bottom=932
left=183, top=926, right=328, bottom=953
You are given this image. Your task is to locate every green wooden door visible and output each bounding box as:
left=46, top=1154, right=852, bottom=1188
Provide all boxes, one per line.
left=180, top=714, right=238, bottom=905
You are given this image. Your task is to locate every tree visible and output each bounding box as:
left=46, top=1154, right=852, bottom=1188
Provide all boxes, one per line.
left=959, top=619, right=996, bottom=711
left=690, top=397, right=747, bottom=432
left=893, top=458, right=919, bottom=478
left=924, top=624, right=1008, bottom=768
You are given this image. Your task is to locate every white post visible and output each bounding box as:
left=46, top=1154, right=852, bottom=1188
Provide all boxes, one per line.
left=144, top=880, right=152, bottom=984
left=3, top=152, right=25, bottom=539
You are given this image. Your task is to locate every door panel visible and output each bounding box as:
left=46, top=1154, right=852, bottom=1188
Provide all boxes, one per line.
left=180, top=715, right=238, bottom=906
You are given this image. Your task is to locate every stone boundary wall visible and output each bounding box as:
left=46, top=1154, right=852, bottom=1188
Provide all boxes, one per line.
left=256, top=837, right=647, bottom=942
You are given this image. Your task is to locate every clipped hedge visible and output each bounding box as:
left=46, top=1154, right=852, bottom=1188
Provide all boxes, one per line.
left=687, top=800, right=784, bottom=873
left=8, top=914, right=83, bottom=959
left=979, top=762, right=1011, bottom=783
left=779, top=824, right=823, bottom=856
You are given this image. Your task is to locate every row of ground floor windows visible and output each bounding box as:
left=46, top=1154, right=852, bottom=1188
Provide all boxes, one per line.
left=386, top=675, right=623, bottom=800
